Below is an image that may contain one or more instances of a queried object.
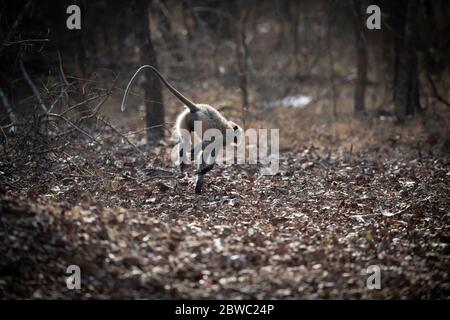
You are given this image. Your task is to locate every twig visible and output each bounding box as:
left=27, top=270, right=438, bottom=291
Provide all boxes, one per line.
left=57, top=50, right=70, bottom=86
left=0, top=126, right=7, bottom=151
left=0, top=87, right=17, bottom=134
left=78, top=75, right=119, bottom=122
left=97, top=117, right=144, bottom=155
left=427, top=73, right=450, bottom=108
left=34, top=142, right=70, bottom=155
left=59, top=93, right=109, bottom=117
left=53, top=172, right=102, bottom=179
left=0, top=0, right=32, bottom=56
left=92, top=79, right=117, bottom=114
left=19, top=59, right=49, bottom=114
left=0, top=179, right=20, bottom=190
left=140, top=173, right=177, bottom=184
left=143, top=167, right=176, bottom=175
left=124, top=123, right=174, bottom=136
left=47, top=112, right=97, bottom=142
left=62, top=150, right=95, bottom=176
left=49, top=85, right=72, bottom=112
left=3, top=39, right=50, bottom=46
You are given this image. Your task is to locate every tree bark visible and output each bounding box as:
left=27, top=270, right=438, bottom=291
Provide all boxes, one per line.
left=132, top=1, right=165, bottom=143
left=392, top=0, right=421, bottom=122
left=326, top=2, right=338, bottom=118
left=351, top=0, right=367, bottom=115
left=283, top=0, right=301, bottom=79
left=154, top=0, right=182, bottom=63
left=235, top=5, right=251, bottom=127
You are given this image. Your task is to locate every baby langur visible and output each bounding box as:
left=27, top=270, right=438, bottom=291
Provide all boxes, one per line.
left=121, top=65, right=243, bottom=194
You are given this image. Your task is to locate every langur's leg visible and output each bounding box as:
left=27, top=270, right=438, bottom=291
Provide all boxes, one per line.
left=179, top=146, right=187, bottom=172
left=178, top=131, right=194, bottom=172
left=195, top=142, right=217, bottom=194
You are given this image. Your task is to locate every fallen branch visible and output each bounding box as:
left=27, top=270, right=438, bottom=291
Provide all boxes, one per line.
left=140, top=174, right=177, bottom=183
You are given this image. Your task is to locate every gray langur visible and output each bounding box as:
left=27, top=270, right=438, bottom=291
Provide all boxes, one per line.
left=121, top=65, right=243, bottom=194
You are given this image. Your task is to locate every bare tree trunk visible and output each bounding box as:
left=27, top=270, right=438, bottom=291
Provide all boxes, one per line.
left=132, top=1, right=164, bottom=143
left=235, top=6, right=251, bottom=127
left=71, top=3, right=92, bottom=121
left=381, top=10, right=394, bottom=105
left=392, top=0, right=421, bottom=122
left=351, top=0, right=367, bottom=115
left=326, top=2, right=338, bottom=118
left=283, top=0, right=301, bottom=79
left=74, top=31, right=87, bottom=100
left=154, top=0, right=182, bottom=64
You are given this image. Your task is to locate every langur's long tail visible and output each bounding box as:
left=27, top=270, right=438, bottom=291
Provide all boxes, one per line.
left=121, top=65, right=198, bottom=113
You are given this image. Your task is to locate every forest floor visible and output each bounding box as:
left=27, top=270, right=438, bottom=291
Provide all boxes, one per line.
left=1, top=96, right=449, bottom=299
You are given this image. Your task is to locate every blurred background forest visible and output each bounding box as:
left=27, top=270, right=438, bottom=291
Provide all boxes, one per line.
left=1, top=0, right=449, bottom=143
left=0, top=0, right=449, bottom=299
